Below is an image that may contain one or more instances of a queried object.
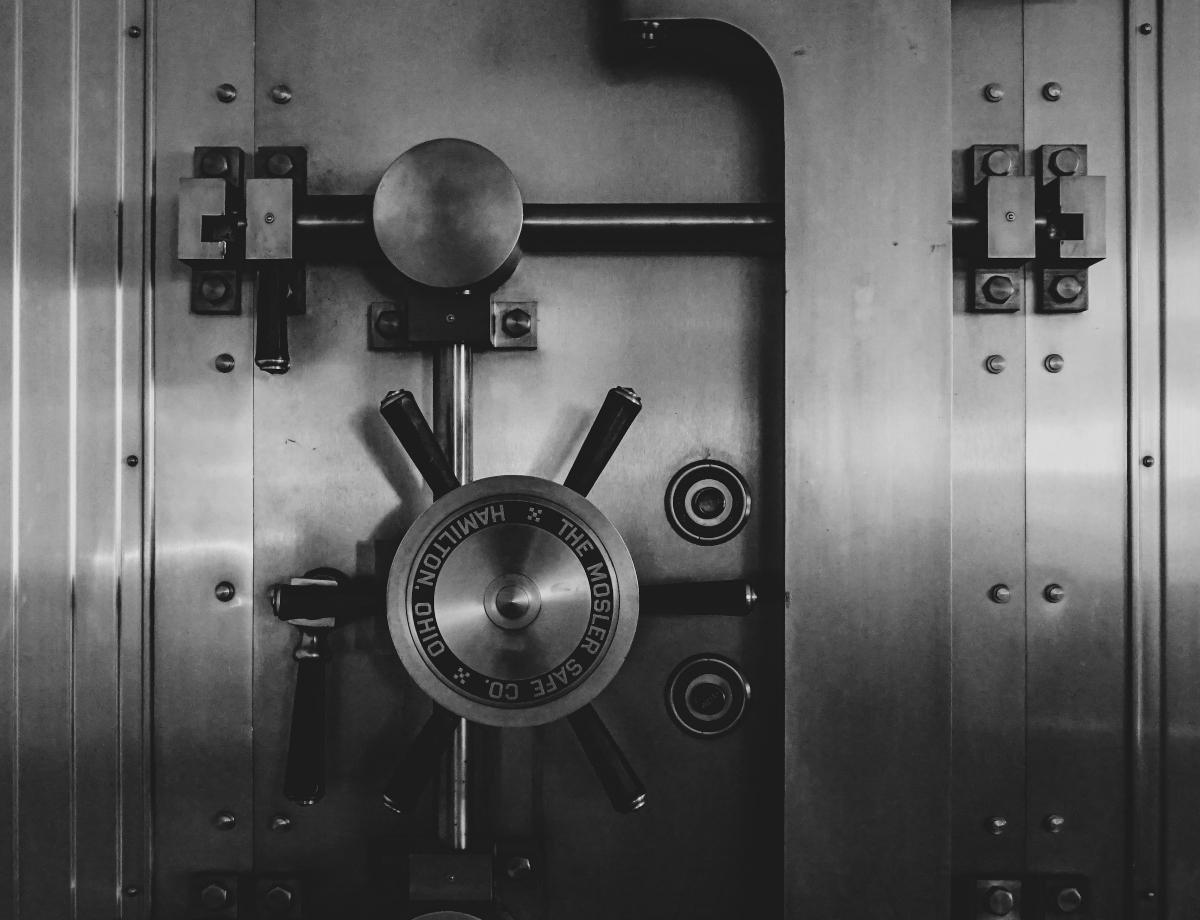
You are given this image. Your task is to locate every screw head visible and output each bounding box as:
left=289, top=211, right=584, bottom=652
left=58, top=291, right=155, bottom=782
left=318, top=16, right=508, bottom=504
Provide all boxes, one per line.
left=213, top=810, right=237, bottom=830
left=502, top=307, right=532, bottom=338
left=1056, top=886, right=1083, bottom=912
left=986, top=885, right=1015, bottom=916
left=1044, top=584, right=1066, bottom=603
left=200, top=275, right=230, bottom=302
left=989, top=584, right=1012, bottom=604
left=215, top=83, right=238, bottom=104
left=122, top=884, right=141, bottom=897
left=445, top=313, right=456, bottom=324
left=266, top=152, right=294, bottom=177
left=374, top=309, right=403, bottom=340
left=1042, top=81, right=1064, bottom=101
left=983, top=275, right=1015, bottom=304
left=506, top=855, right=534, bottom=879
left=1044, top=353, right=1066, bottom=373
left=199, top=882, right=229, bottom=910
left=264, top=212, right=276, bottom=224
left=985, top=354, right=1007, bottom=375
left=983, top=148, right=1014, bottom=176
left=199, top=151, right=230, bottom=178
left=264, top=885, right=294, bottom=913
left=1143, top=455, right=1156, bottom=467
left=269, top=814, right=292, bottom=832
left=1049, top=147, right=1082, bottom=176
left=1004, top=211, right=1016, bottom=222
left=983, top=82, right=1005, bottom=103
left=214, top=581, right=235, bottom=602
left=986, top=815, right=1008, bottom=835
left=1044, top=812, right=1067, bottom=832
left=215, top=353, right=236, bottom=373
left=270, top=84, right=293, bottom=104
left=1051, top=275, right=1083, bottom=302
left=125, top=454, right=139, bottom=467
left=126, top=25, right=141, bottom=38
left=1139, top=22, right=1153, bottom=34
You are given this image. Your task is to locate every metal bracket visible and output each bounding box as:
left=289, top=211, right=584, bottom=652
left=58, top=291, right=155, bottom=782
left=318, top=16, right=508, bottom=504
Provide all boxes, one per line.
left=368, top=299, right=539, bottom=352
left=182, top=147, right=245, bottom=315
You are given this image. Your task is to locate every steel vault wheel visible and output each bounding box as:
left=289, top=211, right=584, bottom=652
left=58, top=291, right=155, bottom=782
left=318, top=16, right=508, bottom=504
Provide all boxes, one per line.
left=387, top=475, right=639, bottom=727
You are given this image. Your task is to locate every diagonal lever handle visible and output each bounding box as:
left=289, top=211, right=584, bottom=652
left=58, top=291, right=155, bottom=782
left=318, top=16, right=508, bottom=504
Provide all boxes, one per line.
left=641, top=580, right=758, bottom=617
left=255, top=263, right=293, bottom=374
left=563, top=386, right=642, bottom=497
left=380, top=390, right=461, bottom=499
left=382, top=705, right=461, bottom=814
left=284, top=630, right=330, bottom=805
left=567, top=703, right=646, bottom=813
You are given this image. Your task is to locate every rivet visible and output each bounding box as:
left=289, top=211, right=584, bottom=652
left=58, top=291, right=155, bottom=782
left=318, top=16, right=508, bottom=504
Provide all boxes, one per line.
left=445, top=313, right=456, bottom=324
left=1044, top=584, right=1066, bottom=603
left=1142, top=455, right=1155, bottom=467
left=264, top=212, right=276, bottom=224
left=1043, top=813, right=1066, bottom=832
left=985, top=354, right=1007, bottom=375
left=1004, top=211, right=1016, bottom=222
left=215, top=83, right=238, bottom=104
left=983, top=82, right=1005, bottom=103
left=986, top=815, right=1008, bottom=835
left=270, top=814, right=292, bottom=832
left=1056, top=887, right=1083, bottom=912
left=983, top=275, right=1015, bottom=304
left=1044, top=353, right=1065, bottom=373
left=989, top=584, right=1012, bottom=604
left=1042, top=81, right=1064, bottom=102
left=199, top=883, right=230, bottom=911
left=1138, top=22, right=1153, bottom=35
left=270, top=84, right=293, bottom=104
left=125, top=455, right=139, bottom=467
left=126, top=25, right=141, bottom=38
left=1141, top=890, right=1158, bottom=900
left=506, top=855, right=534, bottom=879
left=215, top=353, right=236, bottom=373
left=214, top=581, right=235, bottom=602
left=213, top=810, right=237, bottom=830
left=122, top=884, right=141, bottom=897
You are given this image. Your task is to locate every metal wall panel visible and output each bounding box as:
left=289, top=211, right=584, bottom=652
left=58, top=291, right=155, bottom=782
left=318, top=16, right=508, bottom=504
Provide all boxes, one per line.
left=0, top=0, right=148, bottom=917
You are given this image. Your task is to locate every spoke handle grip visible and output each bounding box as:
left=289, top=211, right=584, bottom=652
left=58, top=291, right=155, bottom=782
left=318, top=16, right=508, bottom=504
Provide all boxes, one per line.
left=568, top=704, right=646, bottom=813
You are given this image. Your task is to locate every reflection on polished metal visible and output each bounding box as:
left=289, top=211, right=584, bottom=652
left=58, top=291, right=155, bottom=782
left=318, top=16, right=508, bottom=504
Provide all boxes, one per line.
left=387, top=476, right=640, bottom=727
left=373, top=139, right=524, bottom=290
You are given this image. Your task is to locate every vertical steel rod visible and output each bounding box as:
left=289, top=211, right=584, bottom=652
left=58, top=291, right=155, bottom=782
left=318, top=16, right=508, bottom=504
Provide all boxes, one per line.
left=434, top=343, right=472, bottom=851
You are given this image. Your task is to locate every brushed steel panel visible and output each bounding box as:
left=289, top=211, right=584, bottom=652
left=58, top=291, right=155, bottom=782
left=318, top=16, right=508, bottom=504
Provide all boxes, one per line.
left=152, top=1, right=256, bottom=916
left=950, top=0, right=1028, bottom=876
left=1161, top=0, right=1200, bottom=915
left=1023, top=1, right=1128, bottom=910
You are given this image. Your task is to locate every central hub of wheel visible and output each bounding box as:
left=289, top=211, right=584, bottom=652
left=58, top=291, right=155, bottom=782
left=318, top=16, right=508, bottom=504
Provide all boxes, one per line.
left=387, top=475, right=639, bottom=727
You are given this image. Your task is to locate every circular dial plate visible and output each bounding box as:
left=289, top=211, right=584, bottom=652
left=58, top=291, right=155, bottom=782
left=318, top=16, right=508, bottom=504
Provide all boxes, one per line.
left=388, top=476, right=639, bottom=727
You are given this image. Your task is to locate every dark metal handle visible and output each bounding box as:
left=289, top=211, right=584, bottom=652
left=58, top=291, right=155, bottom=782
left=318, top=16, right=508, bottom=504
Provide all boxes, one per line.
left=382, top=705, right=461, bottom=814
left=284, top=637, right=329, bottom=805
left=254, top=263, right=292, bottom=374
left=380, top=389, right=461, bottom=499
left=563, top=387, right=642, bottom=497
left=641, top=580, right=758, bottom=617
left=270, top=582, right=379, bottom=624
left=567, top=704, right=646, bottom=813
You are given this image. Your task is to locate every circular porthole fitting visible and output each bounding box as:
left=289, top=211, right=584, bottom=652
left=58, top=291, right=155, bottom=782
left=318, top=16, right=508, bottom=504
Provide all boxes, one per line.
left=666, top=655, right=750, bottom=737
left=664, top=460, right=751, bottom=545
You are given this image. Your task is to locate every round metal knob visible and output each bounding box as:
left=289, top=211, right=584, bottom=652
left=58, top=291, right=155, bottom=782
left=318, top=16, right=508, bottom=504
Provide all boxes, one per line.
left=373, top=138, right=524, bottom=291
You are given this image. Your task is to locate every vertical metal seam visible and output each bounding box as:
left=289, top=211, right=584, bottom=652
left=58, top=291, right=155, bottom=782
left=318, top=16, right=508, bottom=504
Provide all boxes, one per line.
left=7, top=1, right=21, bottom=916
left=1019, top=0, right=1031, bottom=870
left=67, top=0, right=81, bottom=911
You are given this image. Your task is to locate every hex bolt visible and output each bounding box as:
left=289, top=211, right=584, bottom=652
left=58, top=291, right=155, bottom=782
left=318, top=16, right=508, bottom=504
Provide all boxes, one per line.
left=199, top=151, right=230, bottom=179
left=269, top=813, right=292, bottom=832
left=1044, top=353, right=1066, bottom=374
left=214, top=581, right=235, bottom=602
left=264, top=885, right=294, bottom=914
left=215, top=83, right=238, bottom=104
left=983, top=148, right=1014, bottom=177
left=264, top=212, right=276, bottom=224
left=266, top=152, right=294, bottom=177
left=215, top=353, right=236, bottom=373
left=125, top=455, right=139, bottom=468
left=126, top=25, right=141, bottom=38
left=1044, top=812, right=1067, bottom=832
left=989, top=584, right=1012, bottom=604
left=986, top=885, right=1015, bottom=917
left=1042, top=81, right=1064, bottom=102
left=1139, top=22, right=1154, bottom=34
left=1051, top=275, right=1083, bottom=303
left=502, top=308, right=532, bottom=338
left=1056, top=887, right=1083, bottom=913
left=505, top=855, right=534, bottom=879
left=270, top=84, right=293, bottom=104
left=1044, top=584, right=1066, bottom=603
left=983, top=82, right=1005, bottom=103
left=1049, top=147, right=1081, bottom=176
left=199, top=882, right=230, bottom=911
left=986, top=815, right=1008, bottom=835
left=199, top=274, right=230, bottom=302
left=1143, top=455, right=1156, bottom=467
left=983, top=275, right=1015, bottom=304
left=213, top=810, right=237, bottom=830
left=374, top=309, right=402, bottom=340
left=985, top=354, right=1007, bottom=375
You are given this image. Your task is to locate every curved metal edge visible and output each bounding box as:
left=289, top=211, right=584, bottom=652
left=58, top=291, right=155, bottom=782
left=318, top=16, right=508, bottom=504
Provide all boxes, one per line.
left=386, top=475, right=639, bottom=727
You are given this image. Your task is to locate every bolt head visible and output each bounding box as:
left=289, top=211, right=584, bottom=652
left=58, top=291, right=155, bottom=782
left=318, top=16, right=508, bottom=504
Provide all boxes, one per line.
left=983, top=82, right=1005, bottom=103
left=270, top=84, right=293, bottom=104
left=126, top=25, right=141, bottom=38
left=983, top=275, right=1015, bottom=304
left=264, top=885, right=294, bottom=913
left=215, top=353, right=236, bottom=373
left=1042, top=81, right=1064, bottom=101
left=985, top=354, right=1007, bottom=375
left=986, top=885, right=1015, bottom=916
left=200, top=275, right=230, bottom=302
left=1044, top=353, right=1066, bottom=373
left=270, top=814, right=292, bottom=832
left=266, top=152, right=295, bottom=177
left=445, top=313, right=456, bottom=324
left=1050, top=147, right=1082, bottom=176
left=502, top=307, right=532, bottom=338
left=215, top=83, right=238, bottom=104
left=1056, top=887, right=1083, bottom=912
left=123, top=884, right=141, bottom=897
left=1143, top=455, right=1156, bottom=468
left=983, top=149, right=1014, bottom=176
left=1044, top=584, right=1066, bottom=603
left=199, top=882, right=229, bottom=911
left=374, top=309, right=403, bottom=340
left=199, top=151, right=230, bottom=179
left=213, top=810, right=237, bottom=830
left=1044, top=812, right=1067, bottom=832
left=125, top=454, right=139, bottom=468
left=989, top=584, right=1012, bottom=604
left=1052, top=275, right=1083, bottom=302
left=506, top=855, right=534, bottom=879
left=1139, top=21, right=1154, bottom=34
left=214, top=581, right=235, bottom=602
left=986, top=815, right=1008, bottom=835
